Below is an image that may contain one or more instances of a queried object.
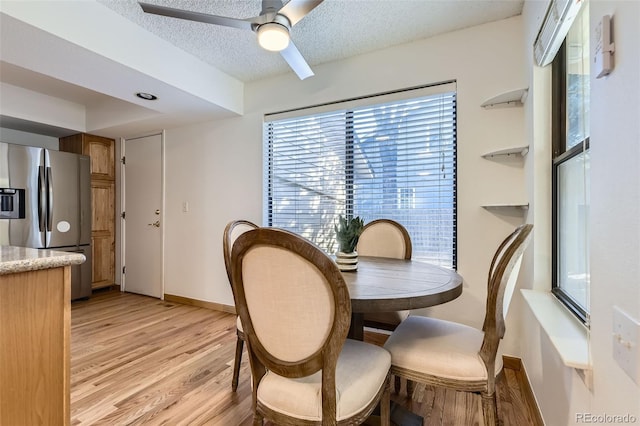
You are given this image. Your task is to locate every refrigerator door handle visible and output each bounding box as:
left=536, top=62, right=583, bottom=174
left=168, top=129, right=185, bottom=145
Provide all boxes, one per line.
left=46, top=166, right=53, bottom=232
left=38, top=166, right=47, bottom=232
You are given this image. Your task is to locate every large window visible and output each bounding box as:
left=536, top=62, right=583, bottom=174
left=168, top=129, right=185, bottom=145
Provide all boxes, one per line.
left=264, top=83, right=457, bottom=268
left=552, top=2, right=590, bottom=324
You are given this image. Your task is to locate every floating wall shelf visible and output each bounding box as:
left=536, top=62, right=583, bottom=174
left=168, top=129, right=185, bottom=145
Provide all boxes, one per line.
left=481, top=89, right=529, bottom=218
left=482, top=203, right=530, bottom=212
left=481, top=88, right=529, bottom=109
left=482, top=146, right=529, bottom=159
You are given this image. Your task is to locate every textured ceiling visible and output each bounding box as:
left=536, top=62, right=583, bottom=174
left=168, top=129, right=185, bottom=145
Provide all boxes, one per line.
left=0, top=0, right=524, bottom=138
left=98, top=0, right=524, bottom=82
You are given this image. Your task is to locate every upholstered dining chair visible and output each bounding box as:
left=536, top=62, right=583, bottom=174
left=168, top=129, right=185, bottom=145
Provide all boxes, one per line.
left=356, top=219, right=413, bottom=331
left=230, top=228, right=391, bottom=425
left=222, top=219, right=259, bottom=392
left=383, top=224, right=533, bottom=426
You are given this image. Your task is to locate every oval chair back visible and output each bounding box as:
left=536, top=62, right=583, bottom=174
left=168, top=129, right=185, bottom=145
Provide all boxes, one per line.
left=222, top=219, right=258, bottom=392
left=356, top=219, right=412, bottom=260
left=480, top=224, right=534, bottom=380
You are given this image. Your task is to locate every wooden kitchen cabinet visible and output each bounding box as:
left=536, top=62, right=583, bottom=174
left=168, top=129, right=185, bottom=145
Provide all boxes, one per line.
left=1, top=267, right=70, bottom=425
left=61, top=133, right=115, bottom=179
left=60, top=133, right=116, bottom=289
left=91, top=180, right=115, bottom=287
left=0, top=248, right=82, bottom=426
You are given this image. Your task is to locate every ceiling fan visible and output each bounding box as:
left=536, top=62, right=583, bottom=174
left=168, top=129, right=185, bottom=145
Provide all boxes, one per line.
left=138, top=0, right=324, bottom=80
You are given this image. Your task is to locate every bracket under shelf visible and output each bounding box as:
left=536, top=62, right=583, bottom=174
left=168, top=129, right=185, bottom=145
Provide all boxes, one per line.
left=481, top=88, right=529, bottom=109
left=482, top=146, right=529, bottom=159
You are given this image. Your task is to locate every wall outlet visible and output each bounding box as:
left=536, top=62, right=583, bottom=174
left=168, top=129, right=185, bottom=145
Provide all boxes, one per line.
left=613, top=306, right=640, bottom=385
left=182, top=201, right=189, bottom=213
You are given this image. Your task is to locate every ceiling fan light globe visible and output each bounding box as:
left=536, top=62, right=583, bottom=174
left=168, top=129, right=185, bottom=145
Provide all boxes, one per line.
left=257, top=23, right=290, bottom=52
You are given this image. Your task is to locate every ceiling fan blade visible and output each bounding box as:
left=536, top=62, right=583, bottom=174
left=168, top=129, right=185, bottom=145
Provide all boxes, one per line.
left=139, top=2, right=253, bottom=31
left=280, top=41, right=314, bottom=80
left=277, top=0, right=323, bottom=26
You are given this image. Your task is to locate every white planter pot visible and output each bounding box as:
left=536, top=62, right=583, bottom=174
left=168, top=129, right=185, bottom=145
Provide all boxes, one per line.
left=336, top=251, right=358, bottom=271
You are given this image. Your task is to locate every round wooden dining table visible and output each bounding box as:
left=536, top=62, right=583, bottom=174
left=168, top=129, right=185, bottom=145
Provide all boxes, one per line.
left=340, top=256, right=463, bottom=340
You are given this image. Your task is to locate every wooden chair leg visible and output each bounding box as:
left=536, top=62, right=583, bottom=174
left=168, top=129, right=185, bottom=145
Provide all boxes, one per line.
left=231, top=336, right=244, bottom=392
left=380, top=377, right=391, bottom=426
left=252, top=413, right=263, bottom=425
left=394, top=375, right=401, bottom=394
left=480, top=391, right=498, bottom=426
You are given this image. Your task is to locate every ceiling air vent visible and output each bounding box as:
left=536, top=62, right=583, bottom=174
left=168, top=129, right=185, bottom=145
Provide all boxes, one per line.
left=533, top=0, right=585, bottom=67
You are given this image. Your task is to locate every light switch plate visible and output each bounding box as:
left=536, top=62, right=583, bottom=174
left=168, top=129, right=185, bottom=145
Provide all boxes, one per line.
left=613, top=306, right=640, bottom=385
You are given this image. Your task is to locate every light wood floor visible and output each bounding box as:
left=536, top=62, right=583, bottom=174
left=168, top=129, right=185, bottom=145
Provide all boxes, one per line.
left=71, top=290, right=539, bottom=425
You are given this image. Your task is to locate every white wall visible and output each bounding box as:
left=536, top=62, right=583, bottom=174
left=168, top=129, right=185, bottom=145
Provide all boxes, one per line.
left=520, top=0, right=640, bottom=424
left=164, top=116, right=263, bottom=304
left=0, top=127, right=59, bottom=150
left=585, top=0, right=640, bottom=418
left=0, top=83, right=86, bottom=133
left=162, top=16, right=528, bottom=343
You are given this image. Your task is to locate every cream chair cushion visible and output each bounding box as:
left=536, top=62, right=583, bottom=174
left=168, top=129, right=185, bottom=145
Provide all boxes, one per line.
left=384, top=316, right=503, bottom=382
left=257, top=339, right=391, bottom=421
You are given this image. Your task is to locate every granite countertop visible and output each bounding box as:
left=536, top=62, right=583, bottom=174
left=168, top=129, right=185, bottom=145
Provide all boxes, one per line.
left=0, top=246, right=86, bottom=275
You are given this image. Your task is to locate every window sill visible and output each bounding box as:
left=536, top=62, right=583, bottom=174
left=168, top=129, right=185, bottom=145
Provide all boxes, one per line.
left=521, top=289, right=591, bottom=372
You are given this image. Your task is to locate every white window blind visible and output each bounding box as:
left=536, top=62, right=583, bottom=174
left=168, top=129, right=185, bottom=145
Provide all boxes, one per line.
left=264, top=84, right=457, bottom=268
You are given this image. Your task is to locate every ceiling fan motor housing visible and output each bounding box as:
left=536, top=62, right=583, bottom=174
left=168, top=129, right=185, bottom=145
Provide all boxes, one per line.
left=257, top=14, right=291, bottom=51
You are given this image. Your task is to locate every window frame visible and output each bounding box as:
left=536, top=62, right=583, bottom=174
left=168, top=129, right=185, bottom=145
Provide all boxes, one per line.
left=264, top=86, right=457, bottom=269
left=551, top=38, right=590, bottom=325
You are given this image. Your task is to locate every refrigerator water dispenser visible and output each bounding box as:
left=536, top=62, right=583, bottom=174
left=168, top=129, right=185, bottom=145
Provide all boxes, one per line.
left=0, top=188, right=25, bottom=219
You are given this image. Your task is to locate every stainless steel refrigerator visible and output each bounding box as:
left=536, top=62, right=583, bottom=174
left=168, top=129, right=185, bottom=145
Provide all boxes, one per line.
left=0, top=142, right=92, bottom=299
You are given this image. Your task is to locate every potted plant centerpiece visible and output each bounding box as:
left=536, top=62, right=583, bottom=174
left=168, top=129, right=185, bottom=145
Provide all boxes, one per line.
left=334, top=215, right=364, bottom=271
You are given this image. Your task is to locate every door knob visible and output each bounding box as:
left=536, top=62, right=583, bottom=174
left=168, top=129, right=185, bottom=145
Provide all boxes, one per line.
left=148, top=220, right=160, bottom=227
